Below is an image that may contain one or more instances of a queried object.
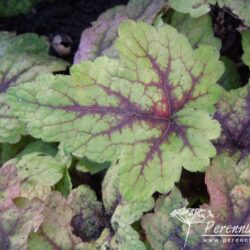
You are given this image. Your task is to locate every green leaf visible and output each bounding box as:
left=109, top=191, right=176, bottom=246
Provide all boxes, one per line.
left=0, top=136, right=34, bottom=164
left=0, top=0, right=38, bottom=17
left=169, top=12, right=221, bottom=49
left=169, top=0, right=250, bottom=26
left=0, top=32, right=68, bottom=143
left=74, top=0, right=166, bottom=62
left=219, top=56, right=241, bottom=90
left=55, top=169, right=72, bottom=197
left=16, top=140, right=57, bottom=159
left=7, top=21, right=223, bottom=201
left=55, top=143, right=73, bottom=169
left=0, top=164, right=44, bottom=250
left=169, top=0, right=213, bottom=18
left=76, top=157, right=110, bottom=174
left=215, top=83, right=250, bottom=155
left=10, top=152, right=65, bottom=200
left=242, top=30, right=250, bottom=68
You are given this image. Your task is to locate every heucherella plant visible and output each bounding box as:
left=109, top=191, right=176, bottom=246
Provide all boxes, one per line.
left=1, top=0, right=250, bottom=249
left=7, top=21, right=224, bottom=201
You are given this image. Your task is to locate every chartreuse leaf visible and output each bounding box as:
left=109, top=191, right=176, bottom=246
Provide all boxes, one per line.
left=215, top=83, right=250, bottom=155
left=169, top=0, right=250, bottom=26
left=74, top=0, right=166, bottom=63
left=8, top=152, right=66, bottom=200
left=0, top=164, right=44, bottom=250
left=0, top=0, right=38, bottom=17
left=142, top=153, right=250, bottom=250
left=242, top=30, right=250, bottom=68
left=0, top=32, right=68, bottom=143
left=169, top=12, right=221, bottom=49
left=7, top=21, right=223, bottom=201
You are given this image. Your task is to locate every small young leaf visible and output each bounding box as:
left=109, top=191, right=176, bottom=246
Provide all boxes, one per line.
left=74, top=0, right=166, bottom=63
left=0, top=164, right=44, bottom=250
left=219, top=56, right=241, bottom=90
left=55, top=169, right=72, bottom=197
left=215, top=83, right=250, bottom=155
left=9, top=152, right=66, bottom=200
left=7, top=21, right=223, bottom=200
left=0, top=32, right=68, bottom=143
left=242, top=30, right=250, bottom=68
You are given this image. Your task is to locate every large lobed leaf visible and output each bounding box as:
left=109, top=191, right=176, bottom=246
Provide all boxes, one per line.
left=74, top=0, right=166, bottom=63
left=215, top=83, right=250, bottom=156
left=7, top=21, right=223, bottom=200
left=0, top=164, right=44, bottom=250
left=0, top=32, right=68, bottom=143
left=142, top=153, right=250, bottom=249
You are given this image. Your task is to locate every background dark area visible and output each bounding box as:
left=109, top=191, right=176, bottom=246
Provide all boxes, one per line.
left=0, top=0, right=129, bottom=61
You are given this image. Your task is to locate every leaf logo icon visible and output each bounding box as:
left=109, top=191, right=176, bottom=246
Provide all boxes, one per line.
left=170, top=208, right=214, bottom=247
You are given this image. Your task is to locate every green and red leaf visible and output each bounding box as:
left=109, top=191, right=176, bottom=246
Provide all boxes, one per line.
left=0, top=32, right=68, bottom=143
left=7, top=21, right=223, bottom=200
left=215, top=83, right=250, bottom=156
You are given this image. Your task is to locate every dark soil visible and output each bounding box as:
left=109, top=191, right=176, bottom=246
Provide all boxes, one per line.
left=0, top=0, right=129, bottom=62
